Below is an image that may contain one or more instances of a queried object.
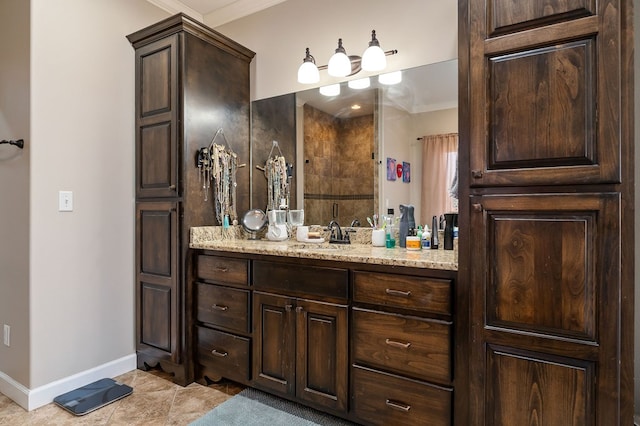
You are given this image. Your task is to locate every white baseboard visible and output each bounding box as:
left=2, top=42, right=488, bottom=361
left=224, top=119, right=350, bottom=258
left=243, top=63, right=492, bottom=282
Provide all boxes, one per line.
left=0, top=353, right=137, bottom=411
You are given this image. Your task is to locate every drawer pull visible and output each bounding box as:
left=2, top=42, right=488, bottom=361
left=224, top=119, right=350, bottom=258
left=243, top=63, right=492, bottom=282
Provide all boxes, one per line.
left=211, top=349, right=228, bottom=357
left=295, top=306, right=304, bottom=313
left=385, top=288, right=411, bottom=298
left=211, top=304, right=229, bottom=311
left=285, top=304, right=293, bottom=312
left=385, top=399, right=411, bottom=412
left=385, top=338, right=411, bottom=349
left=215, top=267, right=229, bottom=273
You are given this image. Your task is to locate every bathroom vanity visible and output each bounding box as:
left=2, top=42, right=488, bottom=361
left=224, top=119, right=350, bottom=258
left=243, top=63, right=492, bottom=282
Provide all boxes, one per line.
left=190, top=230, right=458, bottom=425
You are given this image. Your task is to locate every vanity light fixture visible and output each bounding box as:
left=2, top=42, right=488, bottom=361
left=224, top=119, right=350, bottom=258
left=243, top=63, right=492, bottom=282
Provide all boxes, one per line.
left=328, top=39, right=352, bottom=77
left=348, top=77, right=370, bottom=89
left=351, top=104, right=362, bottom=110
left=319, top=83, right=341, bottom=96
left=297, top=48, right=320, bottom=84
left=297, top=30, right=397, bottom=84
left=361, top=30, right=386, bottom=71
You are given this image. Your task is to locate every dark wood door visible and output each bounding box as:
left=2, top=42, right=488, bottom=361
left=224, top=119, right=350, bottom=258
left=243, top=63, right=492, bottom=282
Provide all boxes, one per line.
left=134, top=35, right=179, bottom=199
left=295, top=299, right=348, bottom=412
left=252, top=291, right=296, bottom=395
left=136, top=201, right=179, bottom=362
left=467, top=0, right=622, bottom=187
left=469, top=193, right=619, bottom=425
left=460, top=0, right=634, bottom=424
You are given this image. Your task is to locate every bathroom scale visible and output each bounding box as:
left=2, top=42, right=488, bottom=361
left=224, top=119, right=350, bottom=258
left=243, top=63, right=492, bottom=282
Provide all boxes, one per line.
left=53, top=378, right=133, bottom=416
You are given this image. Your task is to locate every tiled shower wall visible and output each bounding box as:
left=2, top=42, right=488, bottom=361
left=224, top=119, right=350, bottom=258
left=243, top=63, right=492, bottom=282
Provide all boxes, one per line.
left=303, top=104, right=375, bottom=227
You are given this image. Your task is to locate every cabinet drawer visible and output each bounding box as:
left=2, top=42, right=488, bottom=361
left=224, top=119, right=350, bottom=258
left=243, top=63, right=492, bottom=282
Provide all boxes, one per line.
left=197, top=255, right=249, bottom=287
left=352, top=308, right=452, bottom=384
left=352, top=365, right=452, bottom=426
left=253, top=261, right=348, bottom=300
left=353, top=271, right=451, bottom=315
left=197, top=283, right=250, bottom=333
left=197, top=327, right=250, bottom=383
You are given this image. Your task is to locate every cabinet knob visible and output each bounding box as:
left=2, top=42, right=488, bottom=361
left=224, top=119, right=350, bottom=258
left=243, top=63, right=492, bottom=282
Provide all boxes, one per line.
left=472, top=203, right=483, bottom=212
left=211, top=349, right=228, bottom=357
left=285, top=304, right=293, bottom=312
left=385, top=399, right=411, bottom=412
left=295, top=306, right=304, bottom=313
left=169, top=184, right=176, bottom=190
left=471, top=170, right=483, bottom=178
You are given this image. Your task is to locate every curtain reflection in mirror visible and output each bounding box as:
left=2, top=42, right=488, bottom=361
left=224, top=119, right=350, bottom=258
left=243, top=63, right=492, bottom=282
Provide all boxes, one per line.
left=420, top=133, right=458, bottom=224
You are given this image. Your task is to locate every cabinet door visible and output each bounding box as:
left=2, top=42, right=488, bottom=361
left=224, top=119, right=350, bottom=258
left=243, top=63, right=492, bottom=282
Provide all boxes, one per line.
left=295, top=299, right=348, bottom=412
left=252, top=292, right=296, bottom=395
left=467, top=0, right=621, bottom=187
left=135, top=35, right=179, bottom=199
left=469, top=193, right=619, bottom=425
left=136, top=201, right=179, bottom=362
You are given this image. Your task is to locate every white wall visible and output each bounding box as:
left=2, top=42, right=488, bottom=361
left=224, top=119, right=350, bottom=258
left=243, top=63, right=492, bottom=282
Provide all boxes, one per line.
left=0, top=0, right=168, bottom=410
left=214, top=0, right=458, bottom=101
left=0, top=0, right=31, bottom=389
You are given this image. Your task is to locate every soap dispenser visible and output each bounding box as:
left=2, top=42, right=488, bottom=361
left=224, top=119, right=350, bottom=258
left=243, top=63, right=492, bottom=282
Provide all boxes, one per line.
left=398, top=205, right=409, bottom=248
left=398, top=204, right=416, bottom=248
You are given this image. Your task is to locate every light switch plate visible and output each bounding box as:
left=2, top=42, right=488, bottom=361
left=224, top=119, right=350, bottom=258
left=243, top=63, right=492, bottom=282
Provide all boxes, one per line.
left=59, top=191, right=73, bottom=212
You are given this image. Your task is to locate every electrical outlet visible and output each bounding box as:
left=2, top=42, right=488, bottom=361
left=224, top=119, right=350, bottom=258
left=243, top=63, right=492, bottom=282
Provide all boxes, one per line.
left=3, top=324, right=9, bottom=347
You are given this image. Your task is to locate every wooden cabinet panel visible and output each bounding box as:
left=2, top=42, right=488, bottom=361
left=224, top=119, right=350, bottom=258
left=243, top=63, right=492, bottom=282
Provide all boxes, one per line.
left=353, top=271, right=451, bottom=315
left=488, top=0, right=595, bottom=35
left=489, top=40, right=595, bottom=169
left=196, top=283, right=250, bottom=333
left=140, top=282, right=172, bottom=352
left=136, top=201, right=178, bottom=362
left=468, top=1, right=622, bottom=187
left=196, top=255, right=249, bottom=287
left=252, top=292, right=295, bottom=396
left=473, top=193, right=616, bottom=342
left=138, top=203, right=176, bottom=278
left=487, top=346, right=594, bottom=426
left=252, top=260, right=348, bottom=300
left=135, top=36, right=178, bottom=199
left=295, top=299, right=348, bottom=411
left=139, top=38, right=174, bottom=117
left=352, top=365, right=452, bottom=426
left=352, top=308, right=452, bottom=384
left=196, top=326, right=250, bottom=383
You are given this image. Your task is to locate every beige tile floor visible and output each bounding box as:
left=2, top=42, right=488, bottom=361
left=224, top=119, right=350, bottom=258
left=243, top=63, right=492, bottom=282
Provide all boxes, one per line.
left=0, top=369, right=244, bottom=425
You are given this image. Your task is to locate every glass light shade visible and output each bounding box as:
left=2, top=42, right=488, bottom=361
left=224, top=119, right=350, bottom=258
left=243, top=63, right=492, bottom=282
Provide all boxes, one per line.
left=378, top=70, right=402, bottom=85
left=348, top=77, right=370, bottom=89
left=297, top=61, right=320, bottom=84
left=319, top=84, right=340, bottom=96
left=361, top=45, right=386, bottom=72
left=328, top=52, right=351, bottom=77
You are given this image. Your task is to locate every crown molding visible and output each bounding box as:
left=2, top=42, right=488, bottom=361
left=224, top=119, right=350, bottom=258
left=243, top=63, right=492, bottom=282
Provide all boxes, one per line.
left=146, top=0, right=204, bottom=22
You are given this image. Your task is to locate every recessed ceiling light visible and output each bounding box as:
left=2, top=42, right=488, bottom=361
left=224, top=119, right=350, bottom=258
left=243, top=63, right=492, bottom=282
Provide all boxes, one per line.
left=351, top=104, right=362, bottom=110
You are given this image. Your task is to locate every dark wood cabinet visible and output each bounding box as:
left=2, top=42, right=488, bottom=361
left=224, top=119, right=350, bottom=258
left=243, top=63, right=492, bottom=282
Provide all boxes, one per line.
left=351, top=269, right=455, bottom=425
left=252, top=262, right=349, bottom=413
left=128, top=14, right=254, bottom=385
left=194, top=251, right=458, bottom=423
left=460, top=0, right=634, bottom=424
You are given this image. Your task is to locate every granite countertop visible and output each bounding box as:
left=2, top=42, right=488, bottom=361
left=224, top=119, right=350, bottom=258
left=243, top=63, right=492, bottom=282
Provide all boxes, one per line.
left=190, top=226, right=457, bottom=271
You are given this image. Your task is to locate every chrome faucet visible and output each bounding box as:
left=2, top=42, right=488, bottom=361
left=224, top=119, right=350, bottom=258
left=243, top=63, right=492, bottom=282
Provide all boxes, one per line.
left=328, top=220, right=343, bottom=242
left=350, top=219, right=361, bottom=227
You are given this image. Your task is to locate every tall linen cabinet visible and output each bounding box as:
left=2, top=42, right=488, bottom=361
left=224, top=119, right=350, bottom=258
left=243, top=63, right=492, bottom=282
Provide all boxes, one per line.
left=458, top=1, right=634, bottom=424
left=127, top=14, right=254, bottom=384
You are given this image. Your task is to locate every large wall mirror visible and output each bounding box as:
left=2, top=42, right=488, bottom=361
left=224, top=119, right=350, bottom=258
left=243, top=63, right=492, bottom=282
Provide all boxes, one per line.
left=251, top=59, right=458, bottom=228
